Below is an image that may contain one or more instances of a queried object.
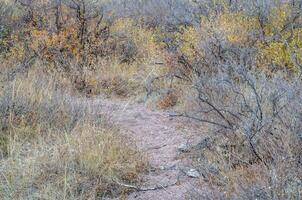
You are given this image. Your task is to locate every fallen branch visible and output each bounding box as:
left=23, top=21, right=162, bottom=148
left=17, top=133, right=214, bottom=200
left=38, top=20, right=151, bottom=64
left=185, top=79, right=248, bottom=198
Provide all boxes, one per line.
left=169, top=113, right=231, bottom=129
left=114, top=180, right=178, bottom=192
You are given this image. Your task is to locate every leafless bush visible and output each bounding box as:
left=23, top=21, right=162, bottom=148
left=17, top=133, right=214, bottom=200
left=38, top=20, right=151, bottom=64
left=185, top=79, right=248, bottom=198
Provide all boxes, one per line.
left=173, top=25, right=302, bottom=199
left=104, top=0, right=199, bottom=26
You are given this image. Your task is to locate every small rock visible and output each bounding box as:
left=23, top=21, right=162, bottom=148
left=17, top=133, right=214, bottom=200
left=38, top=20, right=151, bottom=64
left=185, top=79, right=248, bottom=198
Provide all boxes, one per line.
left=186, top=169, right=200, bottom=178
left=178, top=143, right=190, bottom=152
left=195, top=137, right=211, bottom=150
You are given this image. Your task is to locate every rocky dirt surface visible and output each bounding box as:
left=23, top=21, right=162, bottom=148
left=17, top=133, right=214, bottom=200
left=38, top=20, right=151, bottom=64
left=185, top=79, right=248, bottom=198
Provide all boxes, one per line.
left=85, top=97, right=217, bottom=200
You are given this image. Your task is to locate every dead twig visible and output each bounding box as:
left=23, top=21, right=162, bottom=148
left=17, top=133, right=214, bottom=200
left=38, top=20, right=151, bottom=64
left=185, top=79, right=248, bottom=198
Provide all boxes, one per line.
left=114, top=180, right=177, bottom=192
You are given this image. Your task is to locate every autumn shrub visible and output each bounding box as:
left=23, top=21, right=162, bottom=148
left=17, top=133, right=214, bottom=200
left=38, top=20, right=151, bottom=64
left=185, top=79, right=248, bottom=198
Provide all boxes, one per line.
left=175, top=3, right=302, bottom=76
left=157, top=90, right=178, bottom=109
left=110, top=18, right=160, bottom=61
left=2, top=1, right=161, bottom=70
left=255, top=4, right=302, bottom=73
left=159, top=4, right=302, bottom=198
left=0, top=1, right=165, bottom=102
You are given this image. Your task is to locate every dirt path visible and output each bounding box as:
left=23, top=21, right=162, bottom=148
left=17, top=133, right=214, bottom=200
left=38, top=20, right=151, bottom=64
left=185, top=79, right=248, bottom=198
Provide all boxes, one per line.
left=83, top=97, right=213, bottom=199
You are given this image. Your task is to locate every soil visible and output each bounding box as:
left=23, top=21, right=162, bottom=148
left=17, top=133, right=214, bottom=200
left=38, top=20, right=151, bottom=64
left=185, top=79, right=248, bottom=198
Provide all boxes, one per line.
left=89, top=97, right=214, bottom=200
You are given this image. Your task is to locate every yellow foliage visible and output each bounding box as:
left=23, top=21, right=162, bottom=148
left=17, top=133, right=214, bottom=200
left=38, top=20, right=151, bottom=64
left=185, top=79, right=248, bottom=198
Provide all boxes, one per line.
left=257, top=4, right=302, bottom=72
left=264, top=4, right=290, bottom=36
left=215, top=11, right=259, bottom=44
left=111, top=18, right=160, bottom=60
left=2, top=1, right=302, bottom=74
left=30, top=26, right=81, bottom=61
left=177, top=26, right=200, bottom=60
left=178, top=3, right=302, bottom=73
left=2, top=32, right=26, bottom=62
left=178, top=9, right=259, bottom=61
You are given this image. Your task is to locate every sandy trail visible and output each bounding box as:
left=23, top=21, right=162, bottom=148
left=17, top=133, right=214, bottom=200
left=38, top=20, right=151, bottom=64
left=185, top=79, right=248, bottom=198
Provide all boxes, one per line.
left=88, top=98, right=209, bottom=200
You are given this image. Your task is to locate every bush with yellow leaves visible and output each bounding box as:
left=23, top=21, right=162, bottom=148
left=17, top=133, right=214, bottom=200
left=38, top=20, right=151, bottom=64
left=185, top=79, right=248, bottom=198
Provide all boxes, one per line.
left=177, top=3, right=302, bottom=74
left=110, top=18, right=160, bottom=62
left=256, top=4, right=302, bottom=73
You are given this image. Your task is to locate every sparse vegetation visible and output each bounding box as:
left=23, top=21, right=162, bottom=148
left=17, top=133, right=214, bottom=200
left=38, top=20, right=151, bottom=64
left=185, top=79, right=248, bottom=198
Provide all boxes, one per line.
left=0, top=0, right=301, bottom=199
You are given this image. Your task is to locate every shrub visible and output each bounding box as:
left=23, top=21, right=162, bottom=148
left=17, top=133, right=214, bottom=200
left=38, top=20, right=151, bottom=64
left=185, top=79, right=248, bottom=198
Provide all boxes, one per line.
left=165, top=2, right=302, bottom=198
left=176, top=3, right=302, bottom=75
left=177, top=47, right=302, bottom=198
left=157, top=90, right=178, bottom=109
left=110, top=18, right=160, bottom=62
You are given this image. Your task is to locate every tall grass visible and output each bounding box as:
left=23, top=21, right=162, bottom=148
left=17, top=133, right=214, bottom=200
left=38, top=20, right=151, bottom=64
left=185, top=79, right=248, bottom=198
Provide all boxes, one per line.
left=0, top=67, right=147, bottom=199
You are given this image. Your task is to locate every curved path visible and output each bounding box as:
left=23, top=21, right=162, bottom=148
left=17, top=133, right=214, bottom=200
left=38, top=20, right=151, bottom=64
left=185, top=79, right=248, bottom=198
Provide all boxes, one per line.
left=87, top=98, right=210, bottom=199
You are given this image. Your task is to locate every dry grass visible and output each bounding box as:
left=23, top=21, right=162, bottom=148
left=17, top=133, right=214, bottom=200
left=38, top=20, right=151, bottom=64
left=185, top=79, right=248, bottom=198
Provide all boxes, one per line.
left=187, top=119, right=301, bottom=199
left=0, top=67, right=147, bottom=199
left=0, top=124, right=146, bottom=199
left=72, top=60, right=146, bottom=98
